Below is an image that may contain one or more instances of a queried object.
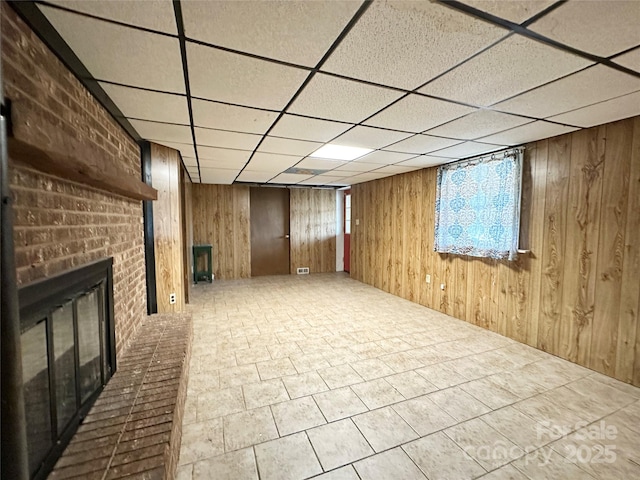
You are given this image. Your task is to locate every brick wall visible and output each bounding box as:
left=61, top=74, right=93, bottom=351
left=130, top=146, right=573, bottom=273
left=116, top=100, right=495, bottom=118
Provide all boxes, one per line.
left=2, top=3, right=146, bottom=354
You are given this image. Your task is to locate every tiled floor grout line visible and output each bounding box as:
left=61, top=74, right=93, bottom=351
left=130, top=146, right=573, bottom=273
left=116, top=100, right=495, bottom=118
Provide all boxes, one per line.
left=303, top=430, right=326, bottom=476
left=310, top=395, right=330, bottom=426
left=252, top=446, right=262, bottom=480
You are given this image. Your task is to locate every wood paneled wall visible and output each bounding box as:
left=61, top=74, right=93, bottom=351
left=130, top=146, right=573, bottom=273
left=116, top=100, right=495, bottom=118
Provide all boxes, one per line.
left=192, top=184, right=252, bottom=279
left=150, top=142, right=186, bottom=313
left=191, top=185, right=338, bottom=278
left=351, top=117, right=640, bottom=386
left=290, top=189, right=337, bottom=274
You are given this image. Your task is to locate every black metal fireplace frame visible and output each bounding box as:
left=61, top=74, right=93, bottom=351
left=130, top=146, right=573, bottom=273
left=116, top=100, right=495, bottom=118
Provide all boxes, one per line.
left=18, top=257, right=116, bottom=480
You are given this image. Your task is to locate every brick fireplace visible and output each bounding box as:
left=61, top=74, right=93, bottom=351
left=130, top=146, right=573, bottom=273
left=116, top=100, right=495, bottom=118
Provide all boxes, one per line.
left=2, top=1, right=146, bottom=364
left=2, top=3, right=161, bottom=479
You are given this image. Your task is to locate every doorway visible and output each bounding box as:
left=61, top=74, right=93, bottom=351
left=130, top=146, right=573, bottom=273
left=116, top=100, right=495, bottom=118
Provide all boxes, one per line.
left=250, top=187, right=290, bottom=276
left=344, top=189, right=351, bottom=273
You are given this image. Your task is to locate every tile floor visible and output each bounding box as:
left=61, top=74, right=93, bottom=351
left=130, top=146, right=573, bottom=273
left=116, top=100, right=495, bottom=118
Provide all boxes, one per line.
left=177, top=273, right=640, bottom=480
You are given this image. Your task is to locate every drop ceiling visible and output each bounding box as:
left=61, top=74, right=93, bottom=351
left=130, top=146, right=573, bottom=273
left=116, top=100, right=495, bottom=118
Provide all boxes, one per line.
left=19, top=0, right=640, bottom=186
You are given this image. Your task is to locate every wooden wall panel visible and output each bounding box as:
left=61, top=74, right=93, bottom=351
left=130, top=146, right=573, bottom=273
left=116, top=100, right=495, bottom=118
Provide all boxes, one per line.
left=233, top=187, right=252, bottom=278
left=404, top=172, right=422, bottom=303
left=559, top=127, right=604, bottom=364
left=590, top=120, right=632, bottom=376
left=537, top=134, right=571, bottom=356
left=150, top=143, right=185, bottom=313
left=525, top=141, right=549, bottom=347
left=620, top=117, right=640, bottom=385
left=351, top=116, right=640, bottom=386
left=192, top=184, right=251, bottom=279
left=289, top=188, right=337, bottom=274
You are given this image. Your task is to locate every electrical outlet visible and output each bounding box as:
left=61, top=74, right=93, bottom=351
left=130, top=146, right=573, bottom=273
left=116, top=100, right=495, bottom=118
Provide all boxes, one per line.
left=440, top=283, right=445, bottom=291
left=296, top=267, right=310, bottom=274
left=169, top=293, right=176, bottom=304
left=425, top=274, right=431, bottom=284
left=356, top=219, right=360, bottom=225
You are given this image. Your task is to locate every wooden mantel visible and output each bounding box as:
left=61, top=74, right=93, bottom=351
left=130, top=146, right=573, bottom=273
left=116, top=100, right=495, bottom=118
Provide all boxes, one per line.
left=5, top=100, right=156, bottom=201
left=8, top=137, right=157, bottom=201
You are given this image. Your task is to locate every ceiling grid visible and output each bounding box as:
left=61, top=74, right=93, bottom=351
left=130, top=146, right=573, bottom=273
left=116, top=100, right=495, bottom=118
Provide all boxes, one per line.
left=9, top=0, right=640, bottom=186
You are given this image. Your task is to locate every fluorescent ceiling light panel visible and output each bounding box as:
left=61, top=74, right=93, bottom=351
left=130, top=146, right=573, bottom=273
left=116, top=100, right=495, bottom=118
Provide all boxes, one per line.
left=310, top=144, right=373, bottom=161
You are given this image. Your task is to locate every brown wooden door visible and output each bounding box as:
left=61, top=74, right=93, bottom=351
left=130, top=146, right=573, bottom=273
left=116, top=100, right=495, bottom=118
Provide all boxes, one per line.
left=250, top=187, right=290, bottom=276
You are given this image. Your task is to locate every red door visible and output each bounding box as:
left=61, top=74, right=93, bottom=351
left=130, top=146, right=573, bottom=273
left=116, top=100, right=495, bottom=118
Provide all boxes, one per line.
left=344, top=190, right=351, bottom=273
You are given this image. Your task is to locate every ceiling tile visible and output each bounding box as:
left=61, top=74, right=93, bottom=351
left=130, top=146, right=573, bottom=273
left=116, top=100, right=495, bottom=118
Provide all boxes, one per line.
left=425, top=110, right=532, bottom=140
left=245, top=152, right=302, bottom=172
left=41, top=6, right=184, bottom=92
left=327, top=180, right=352, bottom=186
left=346, top=172, right=394, bottom=184
left=187, top=43, right=308, bottom=109
left=199, top=157, right=248, bottom=170
left=46, top=0, right=177, bottom=33
left=296, top=158, right=346, bottom=170
left=195, top=128, right=261, bottom=151
left=269, top=115, right=352, bottom=143
left=420, top=35, right=591, bottom=107
left=547, top=91, right=640, bottom=128
left=299, top=175, right=346, bottom=186
left=354, top=150, right=417, bottom=165
left=396, top=155, right=452, bottom=168
left=269, top=173, right=313, bottom=184
left=288, top=73, right=404, bottom=123
left=151, top=140, right=195, bottom=158
left=373, top=165, right=419, bottom=174
left=322, top=1, right=506, bottom=90
left=382, top=134, right=461, bottom=155
left=364, top=94, right=476, bottom=133
left=199, top=167, right=238, bottom=185
left=479, top=120, right=579, bottom=145
left=613, top=48, right=640, bottom=73
left=494, top=65, right=640, bottom=118
left=182, top=1, right=361, bottom=67
left=99, top=82, right=189, bottom=124
left=192, top=99, right=278, bottom=134
left=236, top=171, right=275, bottom=183
left=325, top=170, right=357, bottom=178
left=198, top=146, right=252, bottom=168
left=258, top=137, right=323, bottom=156
left=129, top=119, right=192, bottom=143
left=332, top=126, right=412, bottom=150
left=528, top=1, right=640, bottom=57
left=182, top=157, right=198, bottom=167
left=430, top=141, right=505, bottom=159
left=459, top=0, right=556, bottom=24
left=334, top=162, right=380, bottom=173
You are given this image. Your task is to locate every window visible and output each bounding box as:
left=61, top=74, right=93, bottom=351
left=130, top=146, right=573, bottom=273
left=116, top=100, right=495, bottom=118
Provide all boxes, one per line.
left=434, top=148, right=523, bottom=260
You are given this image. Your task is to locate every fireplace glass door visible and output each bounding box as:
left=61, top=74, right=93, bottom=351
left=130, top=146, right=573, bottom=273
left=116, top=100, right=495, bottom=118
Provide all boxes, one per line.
left=19, top=259, right=115, bottom=480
